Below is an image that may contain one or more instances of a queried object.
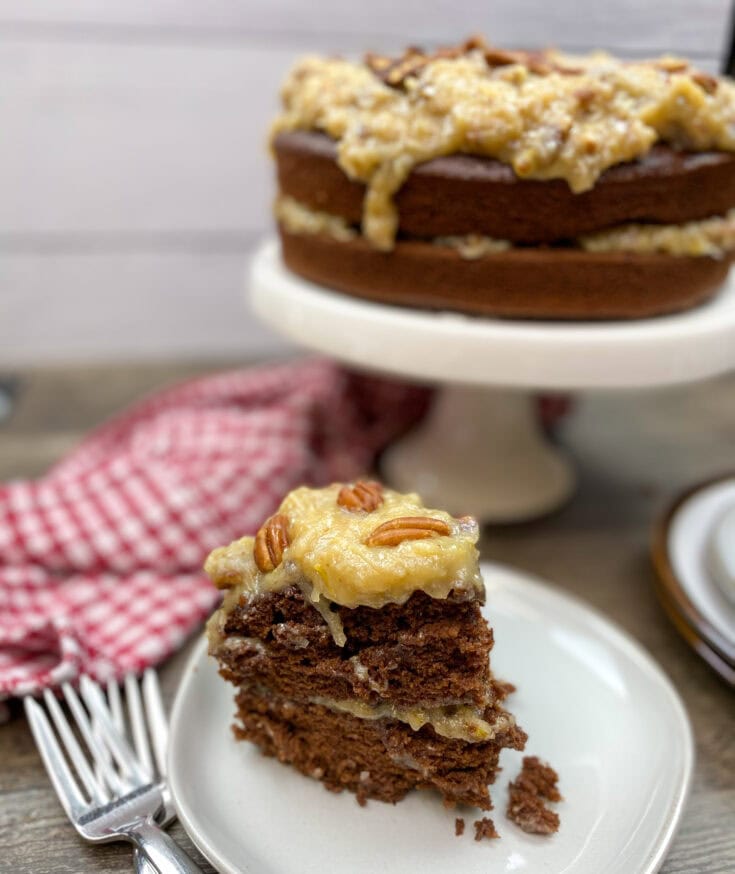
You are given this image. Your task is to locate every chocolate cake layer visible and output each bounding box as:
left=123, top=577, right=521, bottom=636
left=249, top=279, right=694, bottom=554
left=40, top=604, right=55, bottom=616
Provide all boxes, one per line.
left=280, top=227, right=729, bottom=319
left=234, top=687, right=526, bottom=808
left=275, top=130, right=735, bottom=244
left=214, top=585, right=496, bottom=708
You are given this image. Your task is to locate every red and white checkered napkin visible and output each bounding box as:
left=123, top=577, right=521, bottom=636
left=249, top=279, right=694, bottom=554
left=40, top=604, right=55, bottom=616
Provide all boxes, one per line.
left=0, top=359, right=429, bottom=699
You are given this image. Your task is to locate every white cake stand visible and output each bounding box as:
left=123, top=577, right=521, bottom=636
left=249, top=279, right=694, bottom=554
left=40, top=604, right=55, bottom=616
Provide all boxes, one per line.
left=250, top=240, right=735, bottom=521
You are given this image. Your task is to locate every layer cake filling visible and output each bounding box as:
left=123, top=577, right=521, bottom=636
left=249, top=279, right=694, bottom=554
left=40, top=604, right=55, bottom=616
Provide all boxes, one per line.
left=276, top=194, right=735, bottom=259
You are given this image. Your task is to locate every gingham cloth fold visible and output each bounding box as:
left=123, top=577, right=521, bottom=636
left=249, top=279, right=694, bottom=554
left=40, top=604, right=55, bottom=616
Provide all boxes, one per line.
left=0, top=359, right=429, bottom=699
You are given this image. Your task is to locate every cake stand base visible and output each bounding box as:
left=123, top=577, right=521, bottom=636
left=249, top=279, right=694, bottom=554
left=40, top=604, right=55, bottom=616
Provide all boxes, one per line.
left=249, top=239, right=735, bottom=522
left=381, top=385, right=574, bottom=521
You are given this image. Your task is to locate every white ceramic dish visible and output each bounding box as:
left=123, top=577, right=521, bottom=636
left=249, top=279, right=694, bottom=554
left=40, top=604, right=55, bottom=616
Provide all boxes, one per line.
left=707, top=497, right=735, bottom=607
left=169, top=563, right=693, bottom=874
left=669, top=476, right=735, bottom=655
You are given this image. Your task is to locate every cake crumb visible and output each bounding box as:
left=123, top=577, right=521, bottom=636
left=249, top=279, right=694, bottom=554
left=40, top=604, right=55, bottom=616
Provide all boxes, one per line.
left=455, top=817, right=465, bottom=836
left=507, top=756, right=561, bottom=835
left=473, top=817, right=500, bottom=841
left=513, top=755, right=562, bottom=802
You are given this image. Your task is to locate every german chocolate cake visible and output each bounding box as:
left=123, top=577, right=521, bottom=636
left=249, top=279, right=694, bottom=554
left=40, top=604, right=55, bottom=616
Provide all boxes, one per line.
left=271, top=37, right=735, bottom=319
left=206, top=481, right=526, bottom=809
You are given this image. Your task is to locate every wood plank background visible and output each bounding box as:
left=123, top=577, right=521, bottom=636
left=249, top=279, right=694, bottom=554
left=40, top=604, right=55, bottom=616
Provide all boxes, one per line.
left=0, top=1, right=730, bottom=363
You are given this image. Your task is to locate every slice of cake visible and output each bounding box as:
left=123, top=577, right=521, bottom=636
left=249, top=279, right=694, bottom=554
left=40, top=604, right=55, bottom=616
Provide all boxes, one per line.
left=205, top=481, right=526, bottom=809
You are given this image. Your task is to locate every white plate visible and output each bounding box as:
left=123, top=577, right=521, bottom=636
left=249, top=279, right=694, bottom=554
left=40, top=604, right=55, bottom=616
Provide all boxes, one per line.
left=169, top=563, right=693, bottom=874
left=709, top=502, right=735, bottom=604
left=669, top=476, right=735, bottom=653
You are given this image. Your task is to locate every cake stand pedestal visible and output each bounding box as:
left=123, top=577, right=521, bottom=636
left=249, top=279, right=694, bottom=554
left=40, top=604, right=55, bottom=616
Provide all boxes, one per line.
left=250, top=240, right=735, bottom=522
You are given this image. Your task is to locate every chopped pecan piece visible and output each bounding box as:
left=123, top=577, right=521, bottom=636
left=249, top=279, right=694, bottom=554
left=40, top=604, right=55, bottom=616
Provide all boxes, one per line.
left=365, top=37, right=586, bottom=87
left=554, top=63, right=584, bottom=75
left=253, top=513, right=290, bottom=572
left=337, top=480, right=384, bottom=512
left=365, top=515, right=451, bottom=546
left=575, top=87, right=597, bottom=108
left=363, top=52, right=392, bottom=73
left=526, top=52, right=554, bottom=75
left=656, top=57, right=690, bottom=73
left=386, top=55, right=429, bottom=86
left=461, top=34, right=489, bottom=52
left=483, top=47, right=524, bottom=67
left=365, top=46, right=430, bottom=86
left=692, top=70, right=718, bottom=94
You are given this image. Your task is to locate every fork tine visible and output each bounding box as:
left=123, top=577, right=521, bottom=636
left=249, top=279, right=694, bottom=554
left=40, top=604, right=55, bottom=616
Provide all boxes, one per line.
left=107, top=679, right=124, bottom=731
left=24, top=697, right=87, bottom=820
left=80, top=676, right=149, bottom=787
left=125, top=674, right=153, bottom=779
left=62, top=682, right=127, bottom=795
left=142, top=669, right=168, bottom=779
left=42, top=689, right=109, bottom=806
left=91, top=681, right=121, bottom=791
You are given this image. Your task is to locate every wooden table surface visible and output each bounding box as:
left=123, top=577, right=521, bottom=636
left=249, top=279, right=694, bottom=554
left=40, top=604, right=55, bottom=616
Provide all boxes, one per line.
left=0, top=361, right=733, bottom=873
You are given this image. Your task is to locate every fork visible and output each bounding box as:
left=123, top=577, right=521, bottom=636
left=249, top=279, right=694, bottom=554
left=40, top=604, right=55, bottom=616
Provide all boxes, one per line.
left=25, top=674, right=204, bottom=873
left=94, top=672, right=179, bottom=874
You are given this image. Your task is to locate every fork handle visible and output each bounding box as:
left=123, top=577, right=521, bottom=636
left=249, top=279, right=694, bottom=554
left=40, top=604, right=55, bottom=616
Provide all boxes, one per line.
left=128, top=818, right=205, bottom=874
left=135, top=846, right=162, bottom=874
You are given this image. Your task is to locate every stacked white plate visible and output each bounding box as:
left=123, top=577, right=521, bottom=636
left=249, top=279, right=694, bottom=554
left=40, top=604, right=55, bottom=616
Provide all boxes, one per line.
left=652, top=474, right=735, bottom=686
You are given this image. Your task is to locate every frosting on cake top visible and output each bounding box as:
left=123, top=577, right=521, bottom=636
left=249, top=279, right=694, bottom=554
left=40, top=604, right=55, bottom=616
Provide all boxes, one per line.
left=271, top=37, right=735, bottom=249
left=204, top=482, right=483, bottom=612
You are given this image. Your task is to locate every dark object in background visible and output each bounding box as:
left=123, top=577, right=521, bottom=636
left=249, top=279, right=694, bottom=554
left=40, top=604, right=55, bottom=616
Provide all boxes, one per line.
left=0, top=377, right=21, bottom=425
left=724, top=4, right=735, bottom=76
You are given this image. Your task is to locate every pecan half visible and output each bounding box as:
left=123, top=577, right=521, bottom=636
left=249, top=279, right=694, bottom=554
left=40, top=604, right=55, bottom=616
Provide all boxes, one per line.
left=337, top=480, right=384, bottom=512
left=254, top=513, right=290, bottom=572
left=365, top=515, right=451, bottom=546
